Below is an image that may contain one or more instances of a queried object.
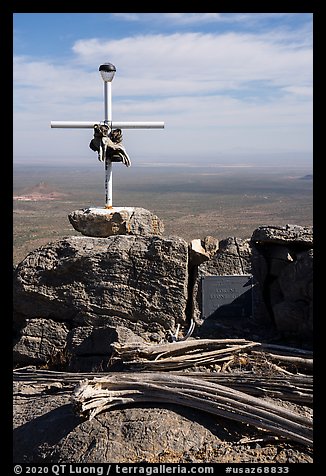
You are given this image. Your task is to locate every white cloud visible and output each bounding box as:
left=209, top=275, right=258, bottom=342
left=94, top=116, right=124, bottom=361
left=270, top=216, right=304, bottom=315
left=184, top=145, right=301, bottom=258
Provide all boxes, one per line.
left=13, top=30, right=313, bottom=164
left=72, top=32, right=312, bottom=92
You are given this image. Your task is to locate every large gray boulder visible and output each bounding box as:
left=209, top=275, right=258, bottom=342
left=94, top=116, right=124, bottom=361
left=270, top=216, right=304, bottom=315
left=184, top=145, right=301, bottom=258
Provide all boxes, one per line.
left=13, top=235, right=189, bottom=334
left=68, top=207, right=164, bottom=238
left=273, top=250, right=313, bottom=338
left=250, top=225, right=313, bottom=342
left=251, top=224, right=313, bottom=247
left=32, top=406, right=219, bottom=463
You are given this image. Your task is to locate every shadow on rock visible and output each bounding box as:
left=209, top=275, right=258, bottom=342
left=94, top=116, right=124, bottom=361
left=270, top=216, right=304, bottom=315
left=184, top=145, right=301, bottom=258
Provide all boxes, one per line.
left=13, top=404, right=82, bottom=463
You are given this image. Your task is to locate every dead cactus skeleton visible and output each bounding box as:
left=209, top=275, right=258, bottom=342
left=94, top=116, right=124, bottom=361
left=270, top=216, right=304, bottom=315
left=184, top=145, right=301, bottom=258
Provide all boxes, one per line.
left=71, top=372, right=313, bottom=447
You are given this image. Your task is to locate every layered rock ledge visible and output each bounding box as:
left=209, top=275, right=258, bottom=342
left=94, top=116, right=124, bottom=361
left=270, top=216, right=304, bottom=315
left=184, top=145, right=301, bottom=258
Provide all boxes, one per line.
left=13, top=234, right=189, bottom=336
left=251, top=224, right=313, bottom=247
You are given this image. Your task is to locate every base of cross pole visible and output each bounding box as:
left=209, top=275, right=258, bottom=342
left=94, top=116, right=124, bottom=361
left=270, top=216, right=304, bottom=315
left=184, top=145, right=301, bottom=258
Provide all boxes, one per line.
left=104, top=157, right=113, bottom=209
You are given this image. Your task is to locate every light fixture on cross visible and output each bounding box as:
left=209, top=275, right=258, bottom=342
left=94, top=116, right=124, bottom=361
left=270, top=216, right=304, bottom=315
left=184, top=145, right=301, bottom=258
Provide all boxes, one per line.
left=51, top=63, right=164, bottom=209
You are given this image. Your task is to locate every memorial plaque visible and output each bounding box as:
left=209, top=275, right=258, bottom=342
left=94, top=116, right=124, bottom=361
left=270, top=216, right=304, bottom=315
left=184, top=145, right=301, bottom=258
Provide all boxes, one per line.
left=201, top=275, right=253, bottom=319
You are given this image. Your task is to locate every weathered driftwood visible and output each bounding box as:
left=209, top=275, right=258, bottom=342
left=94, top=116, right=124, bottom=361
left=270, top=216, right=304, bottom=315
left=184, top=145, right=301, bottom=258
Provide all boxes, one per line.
left=112, top=338, right=257, bottom=358
left=13, top=367, right=312, bottom=405
left=13, top=368, right=313, bottom=446
left=13, top=367, right=90, bottom=387
left=71, top=372, right=313, bottom=447
left=176, top=371, right=313, bottom=404
left=111, top=338, right=260, bottom=370
left=111, top=338, right=313, bottom=373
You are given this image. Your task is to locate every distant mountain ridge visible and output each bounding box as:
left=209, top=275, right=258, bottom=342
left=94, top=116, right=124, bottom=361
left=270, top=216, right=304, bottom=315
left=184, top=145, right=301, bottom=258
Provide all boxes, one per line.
left=13, top=181, right=67, bottom=201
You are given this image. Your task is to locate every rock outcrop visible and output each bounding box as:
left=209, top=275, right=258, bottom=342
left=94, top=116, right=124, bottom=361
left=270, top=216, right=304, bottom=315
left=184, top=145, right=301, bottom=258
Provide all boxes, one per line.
left=13, top=234, right=189, bottom=369
left=65, top=325, right=146, bottom=372
left=68, top=207, right=164, bottom=238
left=13, top=223, right=313, bottom=368
left=13, top=319, right=68, bottom=365
left=251, top=224, right=313, bottom=247
left=189, top=226, right=313, bottom=342
left=250, top=224, right=313, bottom=340
left=13, top=235, right=188, bottom=329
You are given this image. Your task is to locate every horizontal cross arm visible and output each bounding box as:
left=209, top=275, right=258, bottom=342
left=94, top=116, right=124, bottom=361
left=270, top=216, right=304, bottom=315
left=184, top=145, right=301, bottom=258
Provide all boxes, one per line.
left=50, top=121, right=164, bottom=129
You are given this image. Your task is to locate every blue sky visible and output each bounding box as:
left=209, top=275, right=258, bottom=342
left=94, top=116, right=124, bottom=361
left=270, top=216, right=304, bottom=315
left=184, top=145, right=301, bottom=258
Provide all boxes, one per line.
left=13, top=13, right=313, bottom=166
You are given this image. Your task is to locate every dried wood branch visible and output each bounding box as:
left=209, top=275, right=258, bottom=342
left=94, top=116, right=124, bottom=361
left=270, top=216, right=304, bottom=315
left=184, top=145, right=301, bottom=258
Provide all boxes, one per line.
left=112, top=339, right=261, bottom=370
left=13, top=367, right=313, bottom=446
left=174, top=371, right=312, bottom=404
left=111, top=338, right=313, bottom=374
left=71, top=372, right=312, bottom=447
left=13, top=367, right=312, bottom=405
left=112, top=338, right=257, bottom=359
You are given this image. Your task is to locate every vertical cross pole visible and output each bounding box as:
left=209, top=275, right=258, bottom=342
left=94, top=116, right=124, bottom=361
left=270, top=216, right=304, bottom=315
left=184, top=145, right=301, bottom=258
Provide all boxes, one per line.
left=104, top=80, right=112, bottom=208
left=100, top=63, right=116, bottom=209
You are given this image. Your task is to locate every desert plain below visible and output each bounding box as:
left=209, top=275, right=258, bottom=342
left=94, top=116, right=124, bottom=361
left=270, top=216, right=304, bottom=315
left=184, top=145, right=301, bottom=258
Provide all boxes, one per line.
left=13, top=160, right=313, bottom=265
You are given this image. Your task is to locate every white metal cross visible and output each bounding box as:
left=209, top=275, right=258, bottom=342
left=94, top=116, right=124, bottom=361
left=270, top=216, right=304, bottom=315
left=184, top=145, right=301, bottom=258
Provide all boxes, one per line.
left=51, top=63, right=164, bottom=208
